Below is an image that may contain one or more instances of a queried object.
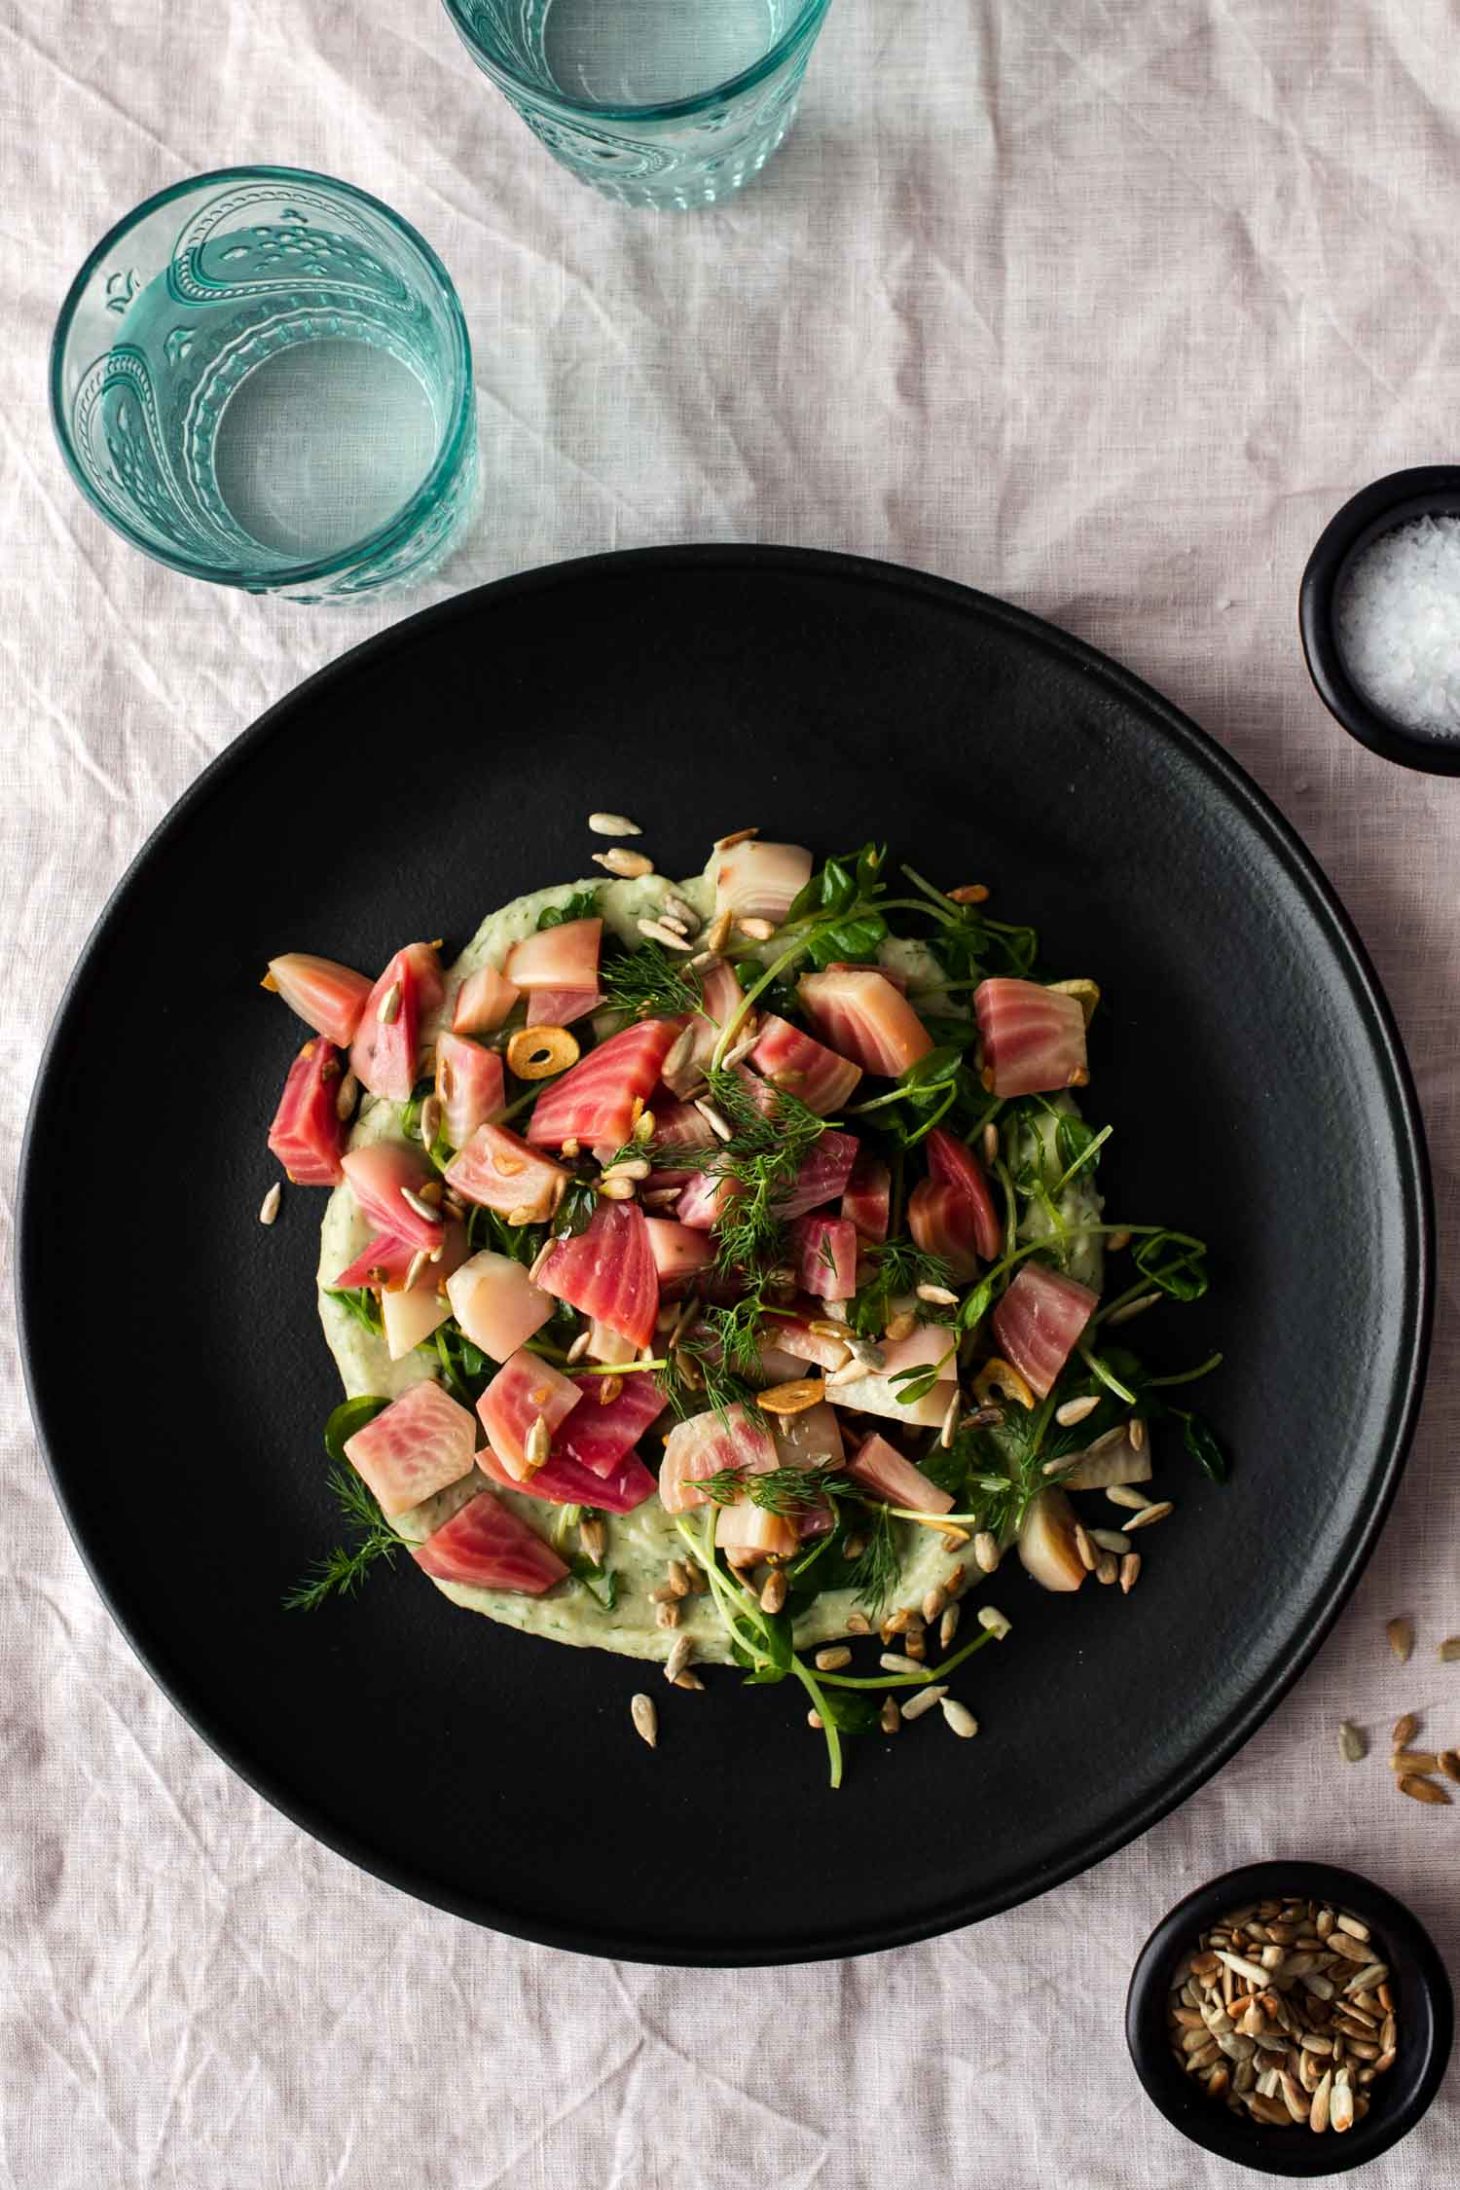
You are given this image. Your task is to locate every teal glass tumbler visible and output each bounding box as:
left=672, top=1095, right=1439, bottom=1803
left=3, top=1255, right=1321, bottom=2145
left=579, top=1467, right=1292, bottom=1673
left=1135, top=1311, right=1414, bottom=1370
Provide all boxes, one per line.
left=50, top=168, right=477, bottom=602
left=443, top=0, right=833, bottom=208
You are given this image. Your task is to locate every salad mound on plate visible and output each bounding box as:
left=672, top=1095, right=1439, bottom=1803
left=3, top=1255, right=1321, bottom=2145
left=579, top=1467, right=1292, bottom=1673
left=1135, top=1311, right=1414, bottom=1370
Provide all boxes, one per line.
left=261, top=825, right=1223, bottom=1784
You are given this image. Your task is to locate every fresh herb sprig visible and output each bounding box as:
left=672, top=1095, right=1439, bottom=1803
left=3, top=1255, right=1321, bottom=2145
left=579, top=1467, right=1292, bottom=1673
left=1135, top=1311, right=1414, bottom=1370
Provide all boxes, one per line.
left=599, top=940, right=702, bottom=1019
left=847, top=1238, right=958, bottom=1340
left=285, top=1418, right=401, bottom=1613
left=691, top=1463, right=854, bottom=1517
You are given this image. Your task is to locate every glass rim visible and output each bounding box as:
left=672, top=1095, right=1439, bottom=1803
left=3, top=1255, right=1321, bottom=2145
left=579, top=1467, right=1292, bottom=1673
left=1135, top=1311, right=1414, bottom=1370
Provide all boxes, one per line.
left=49, top=163, right=476, bottom=593
left=442, top=0, right=833, bottom=125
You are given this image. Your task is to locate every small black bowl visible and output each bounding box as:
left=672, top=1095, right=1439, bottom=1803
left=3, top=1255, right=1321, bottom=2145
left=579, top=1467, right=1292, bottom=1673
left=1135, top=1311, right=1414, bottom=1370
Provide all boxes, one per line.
left=1299, top=465, right=1460, bottom=775
left=1127, top=1859, right=1453, bottom=2176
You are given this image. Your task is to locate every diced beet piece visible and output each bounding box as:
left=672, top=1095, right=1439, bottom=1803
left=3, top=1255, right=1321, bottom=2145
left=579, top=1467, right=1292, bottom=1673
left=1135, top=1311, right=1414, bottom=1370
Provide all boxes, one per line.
left=505, top=918, right=603, bottom=996
left=645, top=1217, right=715, bottom=1296
left=925, top=1126, right=1002, bottom=1262
left=477, top=1440, right=656, bottom=1514
left=990, top=1261, right=1098, bottom=1397
left=446, top=1250, right=554, bottom=1361
left=350, top=943, right=442, bottom=1102
left=267, top=1037, right=346, bottom=1185
left=841, top=1150, right=891, bottom=1241
left=526, top=1019, right=682, bottom=1150
left=798, top=968, right=934, bottom=1077
left=659, top=1405, right=776, bottom=1514
left=476, top=1350, right=583, bottom=1481
left=791, top=1214, right=859, bottom=1301
left=435, top=1033, right=507, bottom=1150
left=554, top=1372, right=667, bottom=1480
left=774, top=1130, right=859, bottom=1219
left=451, top=964, right=520, bottom=1036
left=412, top=1490, right=568, bottom=1594
left=974, top=979, right=1088, bottom=1099
left=340, top=1141, right=444, bottom=1251
left=908, top=1177, right=980, bottom=1280
left=712, top=839, right=812, bottom=923
left=444, top=1122, right=568, bottom=1222
left=344, top=1380, right=477, bottom=1518
left=847, top=1431, right=955, bottom=1515
left=535, top=1200, right=659, bottom=1349
left=331, top=1230, right=416, bottom=1291
left=750, top=1014, right=862, bottom=1115
left=266, top=954, right=373, bottom=1047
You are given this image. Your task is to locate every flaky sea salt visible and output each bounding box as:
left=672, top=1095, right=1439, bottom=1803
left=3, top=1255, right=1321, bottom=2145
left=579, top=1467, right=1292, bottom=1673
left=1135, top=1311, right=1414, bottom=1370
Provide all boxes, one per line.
left=1336, top=513, right=1460, bottom=738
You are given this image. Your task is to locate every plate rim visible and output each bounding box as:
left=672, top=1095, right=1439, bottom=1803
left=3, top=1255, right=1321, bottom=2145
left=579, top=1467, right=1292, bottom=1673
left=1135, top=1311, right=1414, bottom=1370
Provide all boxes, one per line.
left=17, top=543, right=1435, bottom=1965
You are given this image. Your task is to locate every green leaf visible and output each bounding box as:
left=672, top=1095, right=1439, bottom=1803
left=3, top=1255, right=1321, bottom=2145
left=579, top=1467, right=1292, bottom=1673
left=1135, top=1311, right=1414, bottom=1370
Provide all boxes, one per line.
left=958, top=1275, right=996, bottom=1331
left=815, top=1686, right=881, bottom=1736
left=322, top=1395, right=389, bottom=1465
left=806, top=912, right=888, bottom=968
left=536, top=888, right=600, bottom=931
left=567, top=1554, right=622, bottom=1610
left=325, top=1287, right=383, bottom=1336
left=1176, top=1409, right=1228, bottom=1483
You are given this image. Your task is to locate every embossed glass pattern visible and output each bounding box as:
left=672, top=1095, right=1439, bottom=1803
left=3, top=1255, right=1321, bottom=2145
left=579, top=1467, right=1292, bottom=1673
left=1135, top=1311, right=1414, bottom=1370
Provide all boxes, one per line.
left=444, top=0, right=832, bottom=208
left=51, top=169, right=477, bottom=601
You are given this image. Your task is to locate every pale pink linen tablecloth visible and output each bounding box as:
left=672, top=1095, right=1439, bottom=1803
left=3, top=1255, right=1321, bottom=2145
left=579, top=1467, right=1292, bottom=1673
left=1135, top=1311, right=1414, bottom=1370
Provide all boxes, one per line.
left=3, top=2, right=1458, bottom=2183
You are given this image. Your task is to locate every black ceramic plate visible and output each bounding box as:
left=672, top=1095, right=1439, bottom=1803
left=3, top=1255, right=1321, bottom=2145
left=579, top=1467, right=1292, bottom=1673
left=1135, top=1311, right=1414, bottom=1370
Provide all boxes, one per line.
left=19, top=548, right=1431, bottom=1966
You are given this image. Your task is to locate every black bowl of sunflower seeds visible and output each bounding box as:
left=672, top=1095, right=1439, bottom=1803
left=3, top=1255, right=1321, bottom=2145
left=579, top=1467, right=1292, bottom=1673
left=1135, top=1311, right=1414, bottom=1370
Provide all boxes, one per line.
left=1126, top=1860, right=1453, bottom=2174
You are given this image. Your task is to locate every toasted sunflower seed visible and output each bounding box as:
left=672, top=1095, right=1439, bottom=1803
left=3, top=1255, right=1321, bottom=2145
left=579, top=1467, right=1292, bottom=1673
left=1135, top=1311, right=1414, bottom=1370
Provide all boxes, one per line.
left=637, top=918, right=693, bottom=952
left=738, top=916, right=776, bottom=941
left=1129, top=1417, right=1147, bottom=1452
left=973, top=1531, right=1000, bottom=1574
left=589, top=812, right=641, bottom=836
left=1397, top=1774, right=1450, bottom=1806
left=1439, top=1636, right=1460, bottom=1662
left=692, top=1097, right=734, bottom=1142
left=598, top=1175, right=638, bottom=1202
left=664, top=1634, right=693, bottom=1685
left=814, top=1646, right=852, bottom=1671
left=941, top=1698, right=978, bottom=1738
left=1090, top=1527, right=1132, bottom=1554
left=1123, top=1500, right=1174, bottom=1532
left=714, top=825, right=759, bottom=850
left=916, top=1282, right=960, bottom=1306
left=879, top=1696, right=901, bottom=1734
left=400, top=1185, right=442, bottom=1225
left=1392, top=1711, right=1420, bottom=1749
left=592, top=847, right=654, bottom=878
left=900, top=1684, right=949, bottom=1723
left=1339, top=1721, right=1367, bottom=1763
left=1391, top=1749, right=1442, bottom=1775
left=335, top=1069, right=360, bottom=1121
left=1073, top=1524, right=1097, bottom=1573
left=879, top=1651, right=922, bottom=1675
left=1438, top=1750, right=1460, bottom=1783
left=376, top=981, right=402, bottom=1025
left=629, top=1693, right=658, bottom=1747
left=1055, top=1394, right=1100, bottom=1427
left=1386, top=1616, right=1414, bottom=1663
left=1309, top=2069, right=1333, bottom=2134
left=939, top=1603, right=961, bottom=1648
left=1119, top=1552, right=1142, bottom=1594
left=939, top=1390, right=962, bottom=1448
left=258, top=1182, right=282, bottom=1225
left=655, top=1601, right=680, bottom=1630
left=578, top=1516, right=606, bottom=1563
